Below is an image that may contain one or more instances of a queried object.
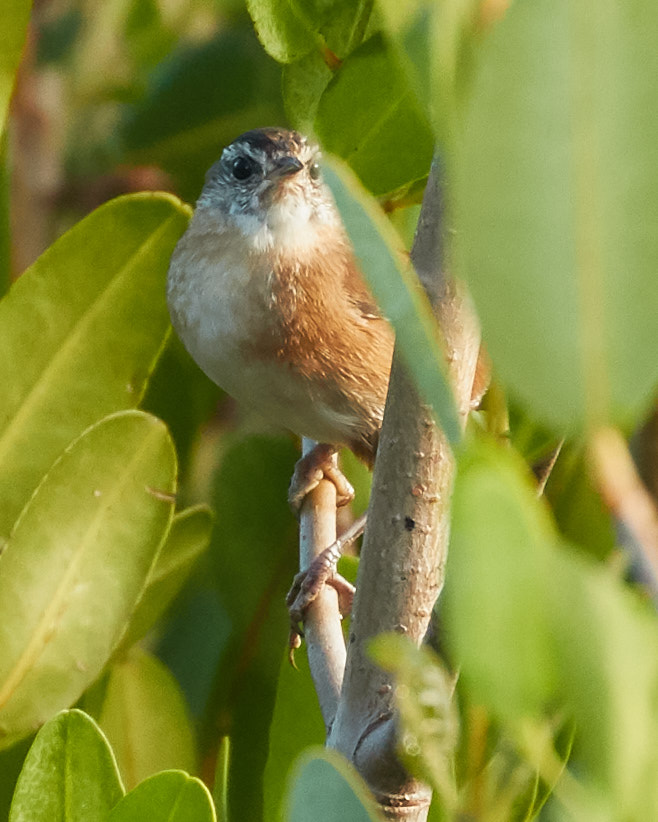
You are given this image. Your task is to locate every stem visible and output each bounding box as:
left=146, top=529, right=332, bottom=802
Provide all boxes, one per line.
left=328, top=158, right=481, bottom=819
left=298, top=437, right=347, bottom=732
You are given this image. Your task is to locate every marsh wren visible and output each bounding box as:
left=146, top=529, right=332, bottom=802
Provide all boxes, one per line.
left=167, top=128, right=394, bottom=506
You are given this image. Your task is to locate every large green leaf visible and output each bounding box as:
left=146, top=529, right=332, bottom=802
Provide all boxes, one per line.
left=0, top=192, right=188, bottom=538
left=316, top=34, right=434, bottom=196
left=108, top=771, right=215, bottom=822
left=9, top=710, right=124, bottom=822
left=117, top=504, right=214, bottom=653
left=322, top=158, right=460, bottom=444
left=0, top=0, right=32, bottom=134
left=0, top=411, right=176, bottom=749
left=90, top=648, right=196, bottom=791
left=453, top=0, right=658, bottom=431
left=285, top=749, right=382, bottom=822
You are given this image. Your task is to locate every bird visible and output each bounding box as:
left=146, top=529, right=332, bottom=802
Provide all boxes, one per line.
left=167, top=128, right=394, bottom=512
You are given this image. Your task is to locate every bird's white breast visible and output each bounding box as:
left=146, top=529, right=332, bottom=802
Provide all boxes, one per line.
left=166, top=212, right=360, bottom=444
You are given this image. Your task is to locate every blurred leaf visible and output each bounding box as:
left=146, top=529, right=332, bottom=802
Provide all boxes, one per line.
left=247, top=0, right=372, bottom=63
left=89, top=647, right=196, bottom=791
left=0, top=0, right=32, bottom=134
left=282, top=50, right=332, bottom=133
left=204, top=434, right=298, bottom=822
left=0, top=411, right=176, bottom=749
left=376, top=0, right=436, bottom=126
left=108, top=770, right=215, bottom=822
left=316, top=33, right=434, bottom=196
left=263, top=649, right=325, bottom=822
left=322, top=157, right=460, bottom=444
left=453, top=0, right=658, bottom=432
left=371, top=635, right=458, bottom=811
left=124, top=0, right=176, bottom=71
left=551, top=549, right=658, bottom=818
left=117, top=504, right=214, bottom=652
left=246, top=0, right=317, bottom=63
left=9, top=709, right=123, bottom=822
left=121, top=29, right=284, bottom=200
left=0, top=192, right=189, bottom=538
left=285, top=748, right=382, bottom=821
left=443, top=438, right=557, bottom=720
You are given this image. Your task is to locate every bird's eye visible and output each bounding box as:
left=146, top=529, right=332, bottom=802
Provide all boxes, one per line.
left=232, top=156, right=255, bottom=181
left=309, top=162, right=321, bottom=181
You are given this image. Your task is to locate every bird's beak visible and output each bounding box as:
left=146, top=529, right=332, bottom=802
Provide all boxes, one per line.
left=272, top=156, right=304, bottom=178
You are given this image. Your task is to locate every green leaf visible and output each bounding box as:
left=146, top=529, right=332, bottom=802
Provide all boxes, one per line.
left=0, top=410, right=176, bottom=749
left=246, top=0, right=317, bottom=63
left=247, top=0, right=372, bottom=63
left=443, top=438, right=557, bottom=720
left=370, top=635, right=458, bottom=810
left=0, top=192, right=189, bottom=538
left=263, top=649, right=325, bottom=822
left=0, top=0, right=32, bottom=134
left=89, top=648, right=196, bottom=791
left=282, top=50, right=332, bottom=133
left=322, top=157, right=460, bottom=444
left=551, top=550, right=658, bottom=818
left=108, top=770, right=215, bottom=822
left=117, top=505, right=214, bottom=652
left=9, top=709, right=123, bottom=822
left=453, top=0, right=658, bottom=431
left=285, top=748, right=382, bottom=822
left=316, top=34, right=434, bottom=196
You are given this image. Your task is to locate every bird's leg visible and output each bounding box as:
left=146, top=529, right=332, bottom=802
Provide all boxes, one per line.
left=287, top=512, right=367, bottom=650
left=288, top=442, right=355, bottom=515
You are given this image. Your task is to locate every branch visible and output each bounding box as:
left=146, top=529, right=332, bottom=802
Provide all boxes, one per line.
left=298, top=437, right=347, bottom=731
left=328, top=157, right=481, bottom=819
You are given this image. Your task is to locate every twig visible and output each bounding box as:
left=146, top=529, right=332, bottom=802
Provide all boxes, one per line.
left=298, top=437, right=347, bottom=732
left=328, top=157, right=481, bottom=820
left=590, top=426, right=658, bottom=599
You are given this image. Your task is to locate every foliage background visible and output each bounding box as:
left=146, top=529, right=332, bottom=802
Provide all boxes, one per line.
left=2, top=1, right=658, bottom=821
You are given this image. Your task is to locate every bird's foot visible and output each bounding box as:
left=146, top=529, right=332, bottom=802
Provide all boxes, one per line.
left=286, top=512, right=367, bottom=657
left=288, top=443, right=354, bottom=515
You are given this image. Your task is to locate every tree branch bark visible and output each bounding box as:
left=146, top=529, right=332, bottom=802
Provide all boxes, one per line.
left=327, top=158, right=481, bottom=819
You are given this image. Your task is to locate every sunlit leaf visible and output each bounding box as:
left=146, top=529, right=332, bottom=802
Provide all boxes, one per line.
left=316, top=34, right=433, bottom=196
left=9, top=710, right=123, bottom=822
left=0, top=411, right=176, bottom=749
left=0, top=192, right=188, bottom=538
left=108, top=770, right=215, bottom=822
